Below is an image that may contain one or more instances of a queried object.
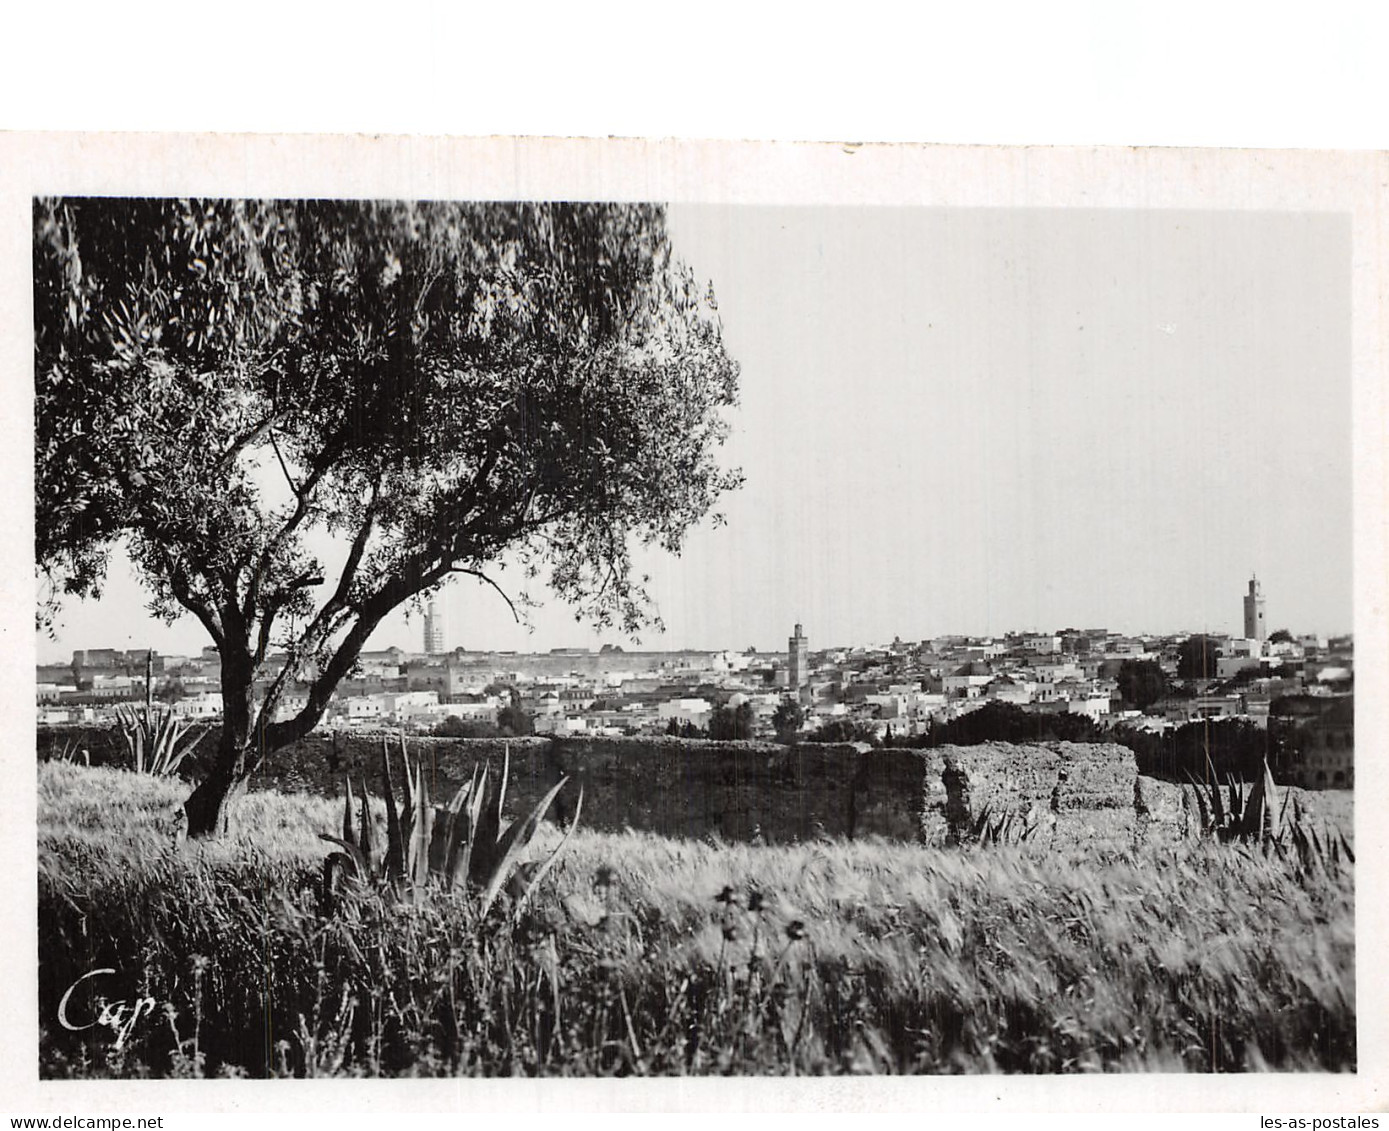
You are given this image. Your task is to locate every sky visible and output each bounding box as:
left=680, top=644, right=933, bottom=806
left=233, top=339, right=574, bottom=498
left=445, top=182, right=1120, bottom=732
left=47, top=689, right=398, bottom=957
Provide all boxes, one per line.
left=34, top=206, right=1353, bottom=663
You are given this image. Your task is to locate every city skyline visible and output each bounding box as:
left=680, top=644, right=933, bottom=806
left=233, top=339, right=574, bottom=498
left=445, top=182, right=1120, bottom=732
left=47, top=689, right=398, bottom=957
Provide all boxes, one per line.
left=38, top=597, right=1349, bottom=668
left=33, top=207, right=1353, bottom=664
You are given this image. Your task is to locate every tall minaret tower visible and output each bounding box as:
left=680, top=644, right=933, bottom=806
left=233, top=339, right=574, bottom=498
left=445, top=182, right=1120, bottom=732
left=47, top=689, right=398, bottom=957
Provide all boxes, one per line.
left=1243, top=576, right=1266, bottom=642
left=423, top=598, right=445, bottom=654
left=788, top=622, right=809, bottom=691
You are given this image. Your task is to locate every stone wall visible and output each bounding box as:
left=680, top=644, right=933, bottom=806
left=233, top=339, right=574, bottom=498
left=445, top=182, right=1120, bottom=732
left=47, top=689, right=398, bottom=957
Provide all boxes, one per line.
left=853, top=742, right=1140, bottom=845
left=247, top=733, right=1146, bottom=845
left=39, top=726, right=1176, bottom=846
left=243, top=732, right=863, bottom=843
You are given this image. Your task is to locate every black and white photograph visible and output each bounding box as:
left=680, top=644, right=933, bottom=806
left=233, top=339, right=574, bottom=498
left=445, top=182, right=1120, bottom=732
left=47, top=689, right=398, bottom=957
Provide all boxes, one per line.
left=2, top=128, right=1386, bottom=1115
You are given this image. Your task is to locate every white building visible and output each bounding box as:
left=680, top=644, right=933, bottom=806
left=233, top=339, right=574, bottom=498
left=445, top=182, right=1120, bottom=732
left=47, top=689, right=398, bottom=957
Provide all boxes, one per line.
left=1067, top=695, right=1112, bottom=721
left=986, top=675, right=1036, bottom=705
left=343, top=695, right=386, bottom=721
left=943, top=670, right=993, bottom=699
left=1031, top=660, right=1082, bottom=684
left=533, top=714, right=593, bottom=737
left=384, top=690, right=439, bottom=713
left=174, top=691, right=225, bottom=719
left=658, top=697, right=713, bottom=728
left=442, top=698, right=502, bottom=725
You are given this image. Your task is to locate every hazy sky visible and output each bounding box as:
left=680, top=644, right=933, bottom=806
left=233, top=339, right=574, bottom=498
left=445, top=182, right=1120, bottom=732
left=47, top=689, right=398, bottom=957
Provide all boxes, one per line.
left=35, top=206, right=1352, bottom=663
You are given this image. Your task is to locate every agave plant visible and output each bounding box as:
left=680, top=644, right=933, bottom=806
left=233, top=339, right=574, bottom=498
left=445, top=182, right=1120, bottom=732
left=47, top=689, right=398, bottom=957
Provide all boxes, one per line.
left=113, top=704, right=204, bottom=776
left=1263, top=795, right=1355, bottom=875
left=967, top=803, right=1041, bottom=846
left=1183, top=752, right=1283, bottom=843
left=1182, top=751, right=1354, bottom=875
left=320, top=734, right=582, bottom=923
left=52, top=737, right=90, bottom=765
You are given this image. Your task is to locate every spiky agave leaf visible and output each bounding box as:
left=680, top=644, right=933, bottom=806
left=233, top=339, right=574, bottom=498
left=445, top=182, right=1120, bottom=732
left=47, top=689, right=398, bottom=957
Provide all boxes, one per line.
left=432, top=779, right=474, bottom=878
left=358, top=775, right=376, bottom=872
left=970, top=804, right=992, bottom=844
left=477, top=774, right=574, bottom=920
left=1227, top=777, right=1244, bottom=830
left=407, top=764, right=434, bottom=888
left=507, top=785, right=584, bottom=921
left=1184, top=773, right=1213, bottom=835
left=450, top=761, right=488, bottom=893
left=471, top=757, right=505, bottom=881
left=1240, top=759, right=1280, bottom=841
left=398, top=731, right=415, bottom=834
left=1278, top=779, right=1294, bottom=829
left=497, top=740, right=510, bottom=829
left=380, top=736, right=405, bottom=881
left=1202, top=752, right=1226, bottom=829
left=342, top=777, right=356, bottom=845
left=1291, top=821, right=1310, bottom=867
left=1261, top=761, right=1282, bottom=840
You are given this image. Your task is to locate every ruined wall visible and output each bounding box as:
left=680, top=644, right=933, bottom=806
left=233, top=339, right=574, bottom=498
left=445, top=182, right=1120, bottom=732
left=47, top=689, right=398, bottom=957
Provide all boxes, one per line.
left=547, top=737, right=859, bottom=841
left=243, top=732, right=861, bottom=843
left=246, top=733, right=1156, bottom=845
left=40, top=725, right=1183, bottom=846
left=853, top=742, right=1141, bottom=845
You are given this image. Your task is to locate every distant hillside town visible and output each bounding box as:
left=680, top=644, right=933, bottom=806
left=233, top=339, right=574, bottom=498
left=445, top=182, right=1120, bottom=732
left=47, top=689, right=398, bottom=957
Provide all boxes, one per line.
left=39, top=576, right=1353, bottom=788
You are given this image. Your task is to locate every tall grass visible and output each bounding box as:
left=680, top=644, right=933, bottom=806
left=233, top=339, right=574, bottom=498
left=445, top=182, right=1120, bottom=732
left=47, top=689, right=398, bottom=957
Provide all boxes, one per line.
left=37, top=763, right=1354, bottom=1077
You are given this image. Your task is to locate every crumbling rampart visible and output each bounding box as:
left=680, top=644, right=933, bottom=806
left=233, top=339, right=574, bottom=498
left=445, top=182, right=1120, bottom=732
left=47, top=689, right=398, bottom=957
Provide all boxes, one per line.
left=38, top=727, right=1178, bottom=844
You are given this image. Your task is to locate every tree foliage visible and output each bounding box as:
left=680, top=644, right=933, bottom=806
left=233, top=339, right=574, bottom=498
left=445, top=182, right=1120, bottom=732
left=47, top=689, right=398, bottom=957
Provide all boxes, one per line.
left=919, top=702, right=1104, bottom=747
left=1176, top=635, right=1222, bottom=681
left=1116, top=659, right=1167, bottom=710
left=771, top=698, right=804, bottom=740
left=803, top=717, right=879, bottom=745
left=431, top=715, right=500, bottom=739
left=1120, top=718, right=1272, bottom=783
left=34, top=198, right=741, bottom=833
left=707, top=701, right=754, bottom=741
left=496, top=696, right=534, bottom=738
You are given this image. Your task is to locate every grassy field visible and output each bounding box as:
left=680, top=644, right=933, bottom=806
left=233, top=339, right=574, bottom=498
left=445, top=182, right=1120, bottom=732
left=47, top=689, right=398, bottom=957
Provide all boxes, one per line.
left=37, top=762, right=1355, bottom=1077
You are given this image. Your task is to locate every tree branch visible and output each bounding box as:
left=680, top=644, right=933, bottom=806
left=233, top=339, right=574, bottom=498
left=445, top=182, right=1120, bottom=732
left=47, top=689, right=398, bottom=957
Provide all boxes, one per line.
left=449, top=567, right=521, bottom=624
left=252, top=643, right=302, bottom=738
left=215, top=413, right=277, bottom=473
left=242, top=450, right=337, bottom=626
left=322, top=484, right=379, bottom=615
left=164, top=553, right=226, bottom=648
left=250, top=569, right=322, bottom=667
left=268, top=427, right=300, bottom=496
left=263, top=566, right=427, bottom=750
left=265, top=477, right=378, bottom=660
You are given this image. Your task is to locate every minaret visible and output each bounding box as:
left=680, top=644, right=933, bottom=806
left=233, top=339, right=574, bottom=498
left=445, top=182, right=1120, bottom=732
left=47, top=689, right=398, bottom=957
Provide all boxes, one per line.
left=424, top=599, right=445, bottom=654
left=788, top=622, right=809, bottom=691
left=1243, top=576, right=1266, bottom=642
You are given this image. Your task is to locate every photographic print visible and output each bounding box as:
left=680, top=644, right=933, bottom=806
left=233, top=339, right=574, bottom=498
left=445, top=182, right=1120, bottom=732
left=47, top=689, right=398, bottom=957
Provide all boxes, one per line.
left=7, top=136, right=1385, bottom=1109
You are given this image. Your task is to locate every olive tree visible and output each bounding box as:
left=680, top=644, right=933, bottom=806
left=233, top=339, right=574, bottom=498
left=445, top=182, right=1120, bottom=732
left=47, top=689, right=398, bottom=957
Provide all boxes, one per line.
left=35, top=198, right=741, bottom=835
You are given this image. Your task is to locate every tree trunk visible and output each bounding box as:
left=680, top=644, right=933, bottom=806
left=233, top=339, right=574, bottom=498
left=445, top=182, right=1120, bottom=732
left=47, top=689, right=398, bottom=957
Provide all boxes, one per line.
left=183, top=648, right=259, bottom=838
left=183, top=737, right=243, bottom=838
